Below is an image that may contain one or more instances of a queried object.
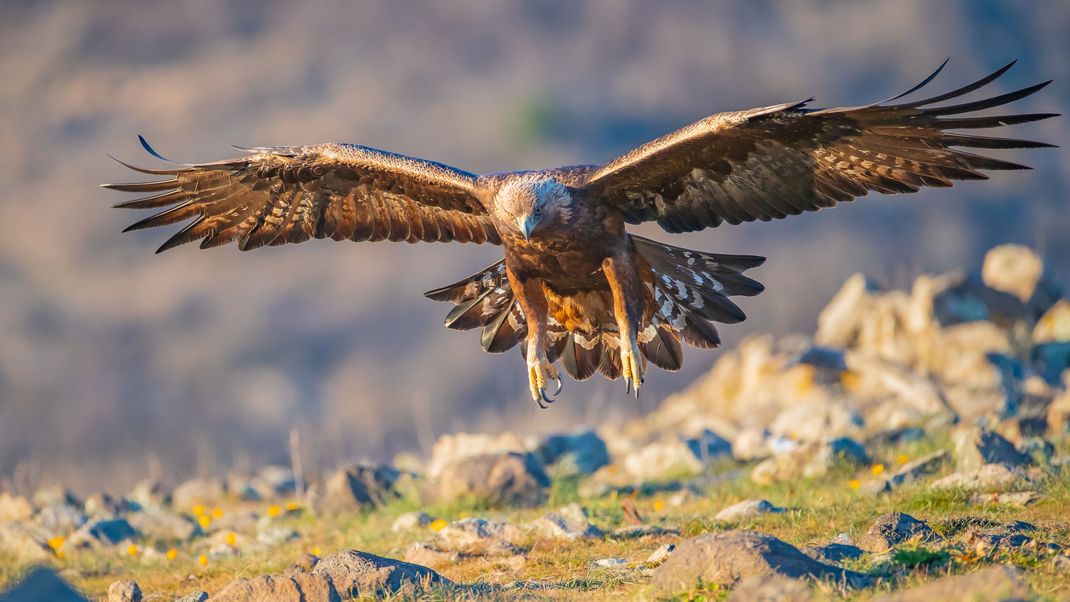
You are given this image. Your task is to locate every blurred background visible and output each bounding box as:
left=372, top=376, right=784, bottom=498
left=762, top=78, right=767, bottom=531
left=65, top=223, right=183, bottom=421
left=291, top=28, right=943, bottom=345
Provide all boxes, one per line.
left=0, top=0, right=1066, bottom=492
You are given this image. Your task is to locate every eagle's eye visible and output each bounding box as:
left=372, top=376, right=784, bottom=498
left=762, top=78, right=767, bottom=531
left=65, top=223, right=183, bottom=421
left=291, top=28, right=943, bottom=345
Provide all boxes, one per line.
left=533, top=204, right=543, bottom=216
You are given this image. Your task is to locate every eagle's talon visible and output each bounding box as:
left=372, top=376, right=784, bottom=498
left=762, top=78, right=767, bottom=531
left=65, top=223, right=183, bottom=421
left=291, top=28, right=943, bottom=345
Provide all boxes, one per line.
left=527, top=355, right=560, bottom=408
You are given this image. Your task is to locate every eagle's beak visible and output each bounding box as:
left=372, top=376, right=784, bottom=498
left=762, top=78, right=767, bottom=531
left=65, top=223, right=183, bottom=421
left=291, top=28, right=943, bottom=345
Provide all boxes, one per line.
left=517, top=214, right=537, bottom=241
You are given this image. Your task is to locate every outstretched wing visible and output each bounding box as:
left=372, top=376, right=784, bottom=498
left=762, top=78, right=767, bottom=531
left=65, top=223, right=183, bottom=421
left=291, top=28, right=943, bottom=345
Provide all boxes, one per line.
left=104, top=137, right=500, bottom=253
left=583, top=61, right=1057, bottom=233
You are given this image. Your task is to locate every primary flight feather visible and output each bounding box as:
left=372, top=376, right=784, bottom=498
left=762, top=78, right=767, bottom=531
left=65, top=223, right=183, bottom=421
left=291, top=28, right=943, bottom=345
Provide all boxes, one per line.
left=104, top=61, right=1056, bottom=407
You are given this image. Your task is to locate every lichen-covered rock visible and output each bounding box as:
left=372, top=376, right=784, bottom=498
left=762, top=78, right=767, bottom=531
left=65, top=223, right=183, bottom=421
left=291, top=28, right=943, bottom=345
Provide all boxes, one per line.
left=106, top=580, right=140, bottom=602
left=866, top=450, right=949, bottom=495
left=652, top=530, right=871, bottom=592
left=309, top=464, right=399, bottom=515
left=426, top=432, right=527, bottom=479
left=284, top=553, right=321, bottom=576
left=528, top=503, right=602, bottom=540
left=931, top=464, right=1030, bottom=492
left=428, top=452, right=549, bottom=507
left=312, top=549, right=450, bottom=598
left=714, top=499, right=784, bottom=522
left=751, top=438, right=868, bottom=484
left=952, top=426, right=1031, bottom=471
left=534, top=430, right=610, bottom=477
left=857, top=512, right=939, bottom=553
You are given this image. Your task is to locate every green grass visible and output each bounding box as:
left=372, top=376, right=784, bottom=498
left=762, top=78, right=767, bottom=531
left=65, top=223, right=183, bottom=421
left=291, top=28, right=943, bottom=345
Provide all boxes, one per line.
left=2, top=432, right=1069, bottom=600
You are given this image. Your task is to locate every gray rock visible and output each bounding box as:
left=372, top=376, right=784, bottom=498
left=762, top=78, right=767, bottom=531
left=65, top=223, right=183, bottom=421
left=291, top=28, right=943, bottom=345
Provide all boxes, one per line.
left=126, top=510, right=199, bottom=542
left=593, top=557, right=628, bottom=568
left=528, top=503, right=602, bottom=540
left=870, top=564, right=1030, bottom=601
left=257, top=526, right=300, bottom=546
left=106, top=580, right=141, bottom=602
left=751, top=438, right=868, bottom=484
left=429, top=452, right=549, bottom=507
left=953, top=426, right=1031, bottom=471
left=968, top=491, right=1043, bottom=507
left=534, top=430, right=610, bottom=477
left=391, top=511, right=433, bottom=533
left=931, top=464, right=1030, bottom=492
left=959, top=521, right=1056, bottom=555
left=31, top=486, right=80, bottom=508
left=433, top=517, right=525, bottom=557
left=731, top=428, right=772, bottom=461
left=651, top=530, right=871, bottom=592
left=0, top=492, right=34, bottom=522
left=170, top=478, right=226, bottom=510
left=68, top=517, right=138, bottom=548
left=857, top=512, right=939, bottom=553
left=174, top=593, right=208, bottom=602
left=34, top=503, right=87, bottom=536
left=800, top=543, right=864, bottom=564
left=312, top=549, right=451, bottom=598
left=0, top=566, right=89, bottom=601
left=283, top=553, right=320, bottom=576
left=128, top=479, right=169, bottom=510
left=727, top=574, right=814, bottom=601
left=84, top=493, right=134, bottom=517
left=251, top=465, right=297, bottom=499
left=310, top=464, right=399, bottom=515
left=866, top=450, right=949, bottom=495
left=714, top=499, right=784, bottom=522
left=212, top=574, right=340, bottom=602
left=403, top=541, right=458, bottom=568
left=0, top=521, right=51, bottom=562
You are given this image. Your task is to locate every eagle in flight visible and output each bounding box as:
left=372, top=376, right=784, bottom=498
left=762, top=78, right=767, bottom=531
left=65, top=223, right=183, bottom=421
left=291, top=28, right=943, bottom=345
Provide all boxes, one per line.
left=105, top=61, right=1054, bottom=408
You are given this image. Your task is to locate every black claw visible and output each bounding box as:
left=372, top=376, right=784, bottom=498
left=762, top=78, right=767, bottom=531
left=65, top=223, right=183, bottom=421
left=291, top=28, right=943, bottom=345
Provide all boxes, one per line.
left=540, top=388, right=556, bottom=406
left=552, top=376, right=563, bottom=397
left=535, top=395, right=549, bottom=410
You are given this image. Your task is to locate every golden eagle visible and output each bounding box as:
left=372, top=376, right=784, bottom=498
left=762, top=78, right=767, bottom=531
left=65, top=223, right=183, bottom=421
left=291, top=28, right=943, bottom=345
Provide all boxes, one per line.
left=104, top=61, right=1055, bottom=407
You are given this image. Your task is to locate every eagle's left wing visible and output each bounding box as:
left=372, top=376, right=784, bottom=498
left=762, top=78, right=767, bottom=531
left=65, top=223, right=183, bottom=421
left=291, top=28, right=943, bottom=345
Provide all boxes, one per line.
left=104, top=138, right=499, bottom=253
left=583, top=61, right=1057, bottom=233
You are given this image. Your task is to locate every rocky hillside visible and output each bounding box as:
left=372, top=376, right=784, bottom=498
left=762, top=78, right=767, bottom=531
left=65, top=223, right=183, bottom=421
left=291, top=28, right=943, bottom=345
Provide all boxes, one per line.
left=1, top=244, right=1068, bottom=600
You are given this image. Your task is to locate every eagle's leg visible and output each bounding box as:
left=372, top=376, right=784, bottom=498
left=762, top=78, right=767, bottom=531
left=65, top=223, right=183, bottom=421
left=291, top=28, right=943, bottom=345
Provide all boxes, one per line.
left=508, top=270, right=561, bottom=408
left=602, top=254, right=646, bottom=398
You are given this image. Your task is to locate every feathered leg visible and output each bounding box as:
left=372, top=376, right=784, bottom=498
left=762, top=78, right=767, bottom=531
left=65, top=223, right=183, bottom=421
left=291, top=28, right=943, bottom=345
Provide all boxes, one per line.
left=506, top=267, right=561, bottom=408
left=603, top=254, right=647, bottom=398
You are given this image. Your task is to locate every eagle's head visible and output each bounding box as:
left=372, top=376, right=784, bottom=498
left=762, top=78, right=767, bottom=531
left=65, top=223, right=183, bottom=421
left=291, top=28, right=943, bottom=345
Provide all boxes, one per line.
left=496, top=177, right=573, bottom=241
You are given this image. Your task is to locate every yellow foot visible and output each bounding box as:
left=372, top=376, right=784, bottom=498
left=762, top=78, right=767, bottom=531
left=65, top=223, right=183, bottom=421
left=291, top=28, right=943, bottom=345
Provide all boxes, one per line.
left=621, top=335, right=646, bottom=399
left=527, top=356, right=562, bottom=409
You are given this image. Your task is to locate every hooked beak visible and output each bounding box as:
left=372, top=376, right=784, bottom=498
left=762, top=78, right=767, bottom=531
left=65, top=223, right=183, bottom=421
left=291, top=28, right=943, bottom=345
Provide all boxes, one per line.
left=517, top=213, right=537, bottom=241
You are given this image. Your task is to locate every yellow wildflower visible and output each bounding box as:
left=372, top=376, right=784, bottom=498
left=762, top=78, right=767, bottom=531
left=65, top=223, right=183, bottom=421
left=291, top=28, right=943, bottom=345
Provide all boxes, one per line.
left=211, top=507, right=224, bottom=519
left=871, top=463, right=885, bottom=476
left=285, top=501, right=301, bottom=512
left=430, top=518, right=448, bottom=531
left=47, top=536, right=65, bottom=551
left=166, top=548, right=178, bottom=561
left=266, top=504, right=282, bottom=518
left=849, top=479, right=861, bottom=490
left=312, top=546, right=322, bottom=556
left=198, top=554, right=208, bottom=566
left=653, top=499, right=665, bottom=512
left=126, top=544, right=139, bottom=557
left=897, top=454, right=909, bottom=465
left=192, top=504, right=205, bottom=516
left=198, top=515, right=212, bottom=529
left=225, top=532, right=237, bottom=546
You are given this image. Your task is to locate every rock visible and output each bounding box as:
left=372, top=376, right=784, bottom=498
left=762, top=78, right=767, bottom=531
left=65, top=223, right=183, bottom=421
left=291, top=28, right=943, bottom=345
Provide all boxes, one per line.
left=0, top=521, right=51, bottom=562
left=769, top=402, right=863, bottom=442
left=622, top=430, right=730, bottom=482
left=968, top=491, right=1044, bottom=507
left=252, top=465, right=297, bottom=499
left=257, top=526, right=299, bottom=546
left=613, top=525, right=678, bottom=539
left=174, top=593, right=208, bottom=602
left=83, top=493, right=132, bottom=517
left=870, top=564, right=1029, bottom=602
left=731, top=428, right=772, bottom=461
left=0, top=493, right=34, bottom=522
left=403, top=542, right=458, bottom=568
left=952, top=426, right=1031, bottom=471
left=751, top=438, right=868, bottom=484
left=714, top=499, right=784, bottom=522
left=931, top=464, right=1030, bottom=492
left=126, top=511, right=199, bottom=542
left=171, top=478, right=226, bottom=510
left=727, top=575, right=813, bottom=602
left=866, top=450, right=949, bottom=495
left=31, top=486, right=80, bottom=508
left=800, top=543, right=864, bottom=564
left=645, top=543, right=676, bottom=566
left=106, top=580, right=141, bottom=602
left=534, top=430, right=610, bottom=477
left=429, top=452, right=549, bottom=507
left=1034, top=299, right=1070, bottom=343
left=310, top=464, right=399, bottom=515
left=0, top=566, right=89, bottom=601
left=1033, top=342, right=1070, bottom=385
left=426, top=432, right=527, bottom=479
left=433, top=518, right=525, bottom=557
left=857, top=512, right=938, bottom=553
left=960, top=521, right=1047, bottom=554
left=651, top=530, right=870, bottom=592
left=284, top=553, right=320, bottom=576
left=312, top=549, right=451, bottom=597
left=391, top=512, right=433, bottom=533
left=67, top=517, right=138, bottom=548
left=34, top=503, right=87, bottom=536
left=982, top=244, right=1057, bottom=308
left=128, top=479, right=169, bottom=510
left=528, top=503, right=602, bottom=540
left=212, top=574, right=340, bottom=602
left=1049, top=380, right=1070, bottom=436
left=593, top=557, right=628, bottom=568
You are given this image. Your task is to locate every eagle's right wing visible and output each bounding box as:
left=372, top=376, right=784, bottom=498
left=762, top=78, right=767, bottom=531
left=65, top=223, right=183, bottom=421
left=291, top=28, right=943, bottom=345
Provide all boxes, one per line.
left=583, top=61, right=1056, bottom=234
left=104, top=138, right=500, bottom=253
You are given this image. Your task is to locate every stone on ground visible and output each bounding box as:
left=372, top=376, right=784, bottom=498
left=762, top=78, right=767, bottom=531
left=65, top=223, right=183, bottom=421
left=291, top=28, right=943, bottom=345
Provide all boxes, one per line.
left=170, top=478, right=226, bottom=510
left=866, top=450, right=948, bottom=495
left=428, top=452, right=549, bottom=507
left=0, top=493, right=34, bottom=522
left=931, top=464, right=1030, bottom=492
left=309, top=464, right=399, bottom=515
left=0, top=566, right=89, bottom=602
left=714, top=499, right=784, bottom=522
left=871, top=564, right=1029, bottom=601
left=528, top=503, right=602, bottom=540
left=800, top=542, right=864, bottom=564
left=952, top=426, right=1031, bottom=471
left=651, top=530, right=871, bottom=592
left=106, top=580, right=140, bottom=602
left=857, top=512, right=939, bottom=553
left=312, top=549, right=451, bottom=598
left=534, top=430, right=610, bottom=477
left=213, top=574, right=339, bottom=602
left=391, top=511, right=433, bottom=533
left=727, top=574, right=814, bottom=601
